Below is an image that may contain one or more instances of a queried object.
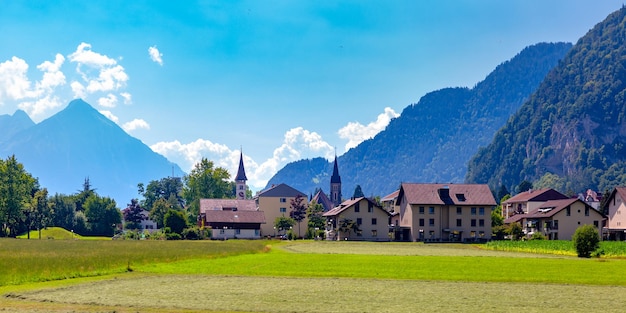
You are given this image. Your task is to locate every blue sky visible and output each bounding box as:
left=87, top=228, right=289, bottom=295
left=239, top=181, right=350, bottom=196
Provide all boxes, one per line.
left=0, top=1, right=622, bottom=191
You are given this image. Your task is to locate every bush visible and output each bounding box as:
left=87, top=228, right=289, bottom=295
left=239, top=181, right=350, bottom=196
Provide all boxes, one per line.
left=572, top=224, right=601, bottom=258
left=286, top=229, right=297, bottom=240
left=508, top=223, right=524, bottom=241
left=182, top=226, right=208, bottom=240
left=530, top=232, right=546, bottom=240
left=166, top=232, right=182, bottom=240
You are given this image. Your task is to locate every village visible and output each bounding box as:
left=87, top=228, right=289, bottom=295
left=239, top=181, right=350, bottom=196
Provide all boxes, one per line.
left=176, top=152, right=622, bottom=243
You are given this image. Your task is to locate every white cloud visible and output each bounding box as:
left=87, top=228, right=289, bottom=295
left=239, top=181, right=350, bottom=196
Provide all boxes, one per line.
left=151, top=127, right=334, bottom=191
left=338, top=107, right=399, bottom=151
left=122, top=118, right=150, bottom=132
left=148, top=46, right=163, bottom=66
left=68, top=42, right=129, bottom=98
left=98, top=93, right=118, bottom=108
left=0, top=56, right=36, bottom=104
left=35, top=54, right=66, bottom=92
left=99, top=110, right=119, bottom=123
left=18, top=95, right=63, bottom=117
left=120, top=92, right=132, bottom=104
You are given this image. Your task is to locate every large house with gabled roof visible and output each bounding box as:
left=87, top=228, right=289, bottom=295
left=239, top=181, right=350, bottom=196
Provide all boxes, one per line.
left=396, top=183, right=496, bottom=242
left=254, top=183, right=308, bottom=237
left=501, top=188, right=568, bottom=219
left=323, top=197, right=391, bottom=241
left=602, top=186, right=626, bottom=240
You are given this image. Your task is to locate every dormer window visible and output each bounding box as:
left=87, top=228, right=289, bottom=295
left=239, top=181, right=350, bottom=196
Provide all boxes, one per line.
left=456, top=194, right=466, bottom=202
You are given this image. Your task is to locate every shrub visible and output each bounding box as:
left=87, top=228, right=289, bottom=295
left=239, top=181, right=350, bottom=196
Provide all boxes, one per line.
left=166, top=232, right=182, bottom=240
left=286, top=229, right=297, bottom=240
left=182, top=226, right=207, bottom=240
left=508, top=223, right=524, bottom=241
left=572, top=224, right=600, bottom=258
left=530, top=232, right=546, bottom=240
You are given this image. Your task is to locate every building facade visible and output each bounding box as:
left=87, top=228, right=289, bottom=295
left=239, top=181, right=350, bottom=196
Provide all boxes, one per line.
left=254, top=183, right=308, bottom=237
left=323, top=197, right=391, bottom=241
left=603, top=187, right=626, bottom=240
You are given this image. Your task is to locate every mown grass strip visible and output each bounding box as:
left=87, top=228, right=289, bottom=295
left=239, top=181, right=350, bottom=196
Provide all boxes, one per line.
left=137, top=244, right=626, bottom=286
left=482, top=240, right=626, bottom=257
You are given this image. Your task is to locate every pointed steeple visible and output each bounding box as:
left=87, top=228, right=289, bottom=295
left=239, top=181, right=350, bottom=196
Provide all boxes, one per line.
left=330, top=155, right=342, bottom=206
left=330, top=155, right=341, bottom=184
left=235, top=150, right=247, bottom=182
left=235, top=150, right=247, bottom=200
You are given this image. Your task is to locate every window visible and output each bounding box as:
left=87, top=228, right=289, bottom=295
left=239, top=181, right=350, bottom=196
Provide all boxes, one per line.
left=456, top=219, right=462, bottom=227
left=566, top=206, right=571, bottom=216
left=357, top=230, right=363, bottom=237
left=219, top=229, right=224, bottom=234
left=456, top=207, right=462, bottom=215
left=368, top=202, right=373, bottom=213
left=429, top=218, right=435, bottom=226
left=280, top=198, right=286, bottom=203
left=239, top=185, right=244, bottom=190
left=470, top=231, right=476, bottom=238
left=236, top=229, right=241, bottom=235
left=479, top=231, right=485, bottom=238
left=419, top=207, right=425, bottom=214
left=355, top=203, right=360, bottom=212
left=371, top=218, right=377, bottom=225
left=479, top=219, right=485, bottom=227
left=585, top=207, right=590, bottom=216
left=479, top=207, right=485, bottom=215
left=280, top=207, right=286, bottom=213
left=372, top=230, right=378, bottom=237
left=553, top=220, right=559, bottom=230
left=429, top=230, right=435, bottom=237
left=471, top=207, right=477, bottom=215
left=471, top=219, right=476, bottom=227
left=356, top=218, right=362, bottom=225
left=419, top=219, right=425, bottom=227
left=593, top=220, right=599, bottom=228
left=429, top=207, right=435, bottom=214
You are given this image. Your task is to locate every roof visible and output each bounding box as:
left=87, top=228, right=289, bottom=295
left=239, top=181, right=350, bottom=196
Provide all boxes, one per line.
left=203, top=210, right=266, bottom=224
left=502, top=188, right=568, bottom=204
left=255, top=183, right=306, bottom=198
left=311, top=189, right=334, bottom=212
left=381, top=190, right=400, bottom=202
left=397, top=183, right=496, bottom=206
left=200, top=199, right=257, bottom=213
left=330, top=155, right=341, bottom=184
left=604, top=187, right=626, bottom=210
left=235, top=151, right=247, bottom=181
left=323, top=197, right=391, bottom=217
left=504, top=198, right=606, bottom=223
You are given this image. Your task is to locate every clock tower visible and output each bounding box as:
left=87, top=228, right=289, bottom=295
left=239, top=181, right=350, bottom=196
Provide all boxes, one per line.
left=235, top=151, right=248, bottom=200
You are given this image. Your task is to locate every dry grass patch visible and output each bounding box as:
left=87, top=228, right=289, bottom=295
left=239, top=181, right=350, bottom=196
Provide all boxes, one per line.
left=10, top=275, right=626, bottom=313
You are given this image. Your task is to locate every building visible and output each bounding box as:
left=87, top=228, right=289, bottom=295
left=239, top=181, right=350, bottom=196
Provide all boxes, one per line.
left=602, top=187, right=626, bottom=240
left=381, top=190, right=401, bottom=239
left=330, top=155, right=342, bottom=207
left=235, top=151, right=248, bottom=200
left=501, top=188, right=569, bottom=219
left=311, top=189, right=334, bottom=212
left=255, top=183, right=308, bottom=237
left=504, top=198, right=605, bottom=240
left=396, top=183, right=496, bottom=242
left=197, top=199, right=265, bottom=239
left=323, top=197, right=391, bottom=241
left=139, top=210, right=158, bottom=232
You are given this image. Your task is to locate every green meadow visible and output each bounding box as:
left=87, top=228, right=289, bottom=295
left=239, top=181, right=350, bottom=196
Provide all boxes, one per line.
left=2, top=239, right=626, bottom=312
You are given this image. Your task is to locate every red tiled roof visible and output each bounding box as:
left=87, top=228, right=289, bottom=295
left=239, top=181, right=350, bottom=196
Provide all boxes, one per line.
left=200, top=199, right=257, bottom=213
left=398, top=183, right=496, bottom=206
left=203, top=210, right=266, bottom=224
left=506, top=198, right=606, bottom=222
left=502, top=188, right=568, bottom=204
left=322, top=197, right=390, bottom=217
left=381, top=190, right=399, bottom=202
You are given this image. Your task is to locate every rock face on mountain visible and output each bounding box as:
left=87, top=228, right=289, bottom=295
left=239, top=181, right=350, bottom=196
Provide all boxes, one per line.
left=267, top=42, right=572, bottom=197
left=0, top=99, right=184, bottom=204
left=466, top=7, right=626, bottom=194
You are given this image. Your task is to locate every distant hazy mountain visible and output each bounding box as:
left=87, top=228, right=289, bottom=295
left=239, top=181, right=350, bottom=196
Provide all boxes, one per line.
left=466, top=7, right=626, bottom=193
left=0, top=99, right=184, bottom=205
left=267, top=42, right=572, bottom=197
left=0, top=109, right=34, bottom=144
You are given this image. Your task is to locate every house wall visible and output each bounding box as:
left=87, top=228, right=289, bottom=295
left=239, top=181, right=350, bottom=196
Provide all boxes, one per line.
left=408, top=204, right=441, bottom=241
left=257, top=196, right=309, bottom=237
left=334, top=199, right=390, bottom=241
left=504, top=201, right=545, bottom=218
left=212, top=228, right=261, bottom=240
left=407, top=204, right=492, bottom=241
left=552, top=202, right=604, bottom=240
left=607, top=191, right=626, bottom=231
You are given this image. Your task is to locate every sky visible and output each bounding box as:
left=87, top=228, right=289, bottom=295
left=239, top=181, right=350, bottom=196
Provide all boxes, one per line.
left=0, top=1, right=623, bottom=192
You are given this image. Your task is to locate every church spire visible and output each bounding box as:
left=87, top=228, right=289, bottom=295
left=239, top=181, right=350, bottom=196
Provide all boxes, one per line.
left=235, top=150, right=247, bottom=199
left=330, top=155, right=342, bottom=206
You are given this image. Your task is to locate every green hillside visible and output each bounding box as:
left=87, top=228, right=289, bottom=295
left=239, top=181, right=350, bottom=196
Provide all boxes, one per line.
left=17, top=227, right=110, bottom=240
left=466, top=7, right=626, bottom=193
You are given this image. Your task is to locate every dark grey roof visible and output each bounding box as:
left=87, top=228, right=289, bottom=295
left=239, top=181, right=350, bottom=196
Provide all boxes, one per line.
left=330, top=155, right=341, bottom=184
left=235, top=151, right=247, bottom=181
left=255, top=183, right=306, bottom=198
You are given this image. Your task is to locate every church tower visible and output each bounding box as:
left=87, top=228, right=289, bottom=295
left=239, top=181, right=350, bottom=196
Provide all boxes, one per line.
left=235, top=151, right=248, bottom=200
left=330, top=155, right=342, bottom=207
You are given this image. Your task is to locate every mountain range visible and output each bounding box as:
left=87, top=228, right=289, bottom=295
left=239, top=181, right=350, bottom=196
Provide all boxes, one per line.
left=466, top=7, right=626, bottom=194
left=266, top=42, right=573, bottom=197
left=0, top=99, right=184, bottom=205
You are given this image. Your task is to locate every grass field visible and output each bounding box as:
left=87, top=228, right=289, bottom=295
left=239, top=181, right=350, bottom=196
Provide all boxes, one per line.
left=2, top=239, right=626, bottom=312
left=16, top=227, right=111, bottom=240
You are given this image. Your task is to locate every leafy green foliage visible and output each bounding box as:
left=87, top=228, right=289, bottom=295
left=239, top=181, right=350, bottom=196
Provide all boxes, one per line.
left=0, top=155, right=37, bottom=237
left=572, top=224, right=601, bottom=258
left=84, top=195, right=121, bottom=237
left=274, top=216, right=295, bottom=234
left=183, top=158, right=232, bottom=221
left=467, top=9, right=626, bottom=193
left=164, top=209, right=187, bottom=236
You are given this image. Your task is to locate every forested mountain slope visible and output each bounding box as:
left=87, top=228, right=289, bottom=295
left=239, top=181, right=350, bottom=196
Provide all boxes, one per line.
left=466, top=7, right=626, bottom=194
left=267, top=42, right=572, bottom=196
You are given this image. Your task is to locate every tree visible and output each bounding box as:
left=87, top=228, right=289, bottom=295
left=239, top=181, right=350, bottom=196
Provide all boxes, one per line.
left=74, top=178, right=96, bottom=212
left=84, top=195, right=121, bottom=236
left=274, top=216, right=295, bottom=236
left=572, top=224, right=600, bottom=258
left=183, top=158, right=232, bottom=221
left=123, top=199, right=143, bottom=230
left=29, top=188, right=52, bottom=239
left=337, top=218, right=361, bottom=240
left=150, top=197, right=170, bottom=228
left=508, top=222, right=524, bottom=241
left=164, top=209, right=187, bottom=236
left=140, top=177, right=184, bottom=212
left=50, top=194, right=77, bottom=231
left=289, top=194, right=307, bottom=237
left=496, top=185, right=509, bottom=204
left=516, top=180, right=533, bottom=194
left=352, top=185, right=364, bottom=198
left=0, top=155, right=37, bottom=237
left=307, top=200, right=325, bottom=230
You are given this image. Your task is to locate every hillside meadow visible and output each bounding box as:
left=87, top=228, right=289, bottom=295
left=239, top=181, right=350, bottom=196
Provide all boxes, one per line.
left=2, top=239, right=626, bottom=312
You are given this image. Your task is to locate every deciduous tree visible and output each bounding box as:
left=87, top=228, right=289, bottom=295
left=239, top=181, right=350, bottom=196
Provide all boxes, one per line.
left=0, top=155, right=37, bottom=237
left=183, top=158, right=232, bottom=221
left=289, top=194, right=307, bottom=237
